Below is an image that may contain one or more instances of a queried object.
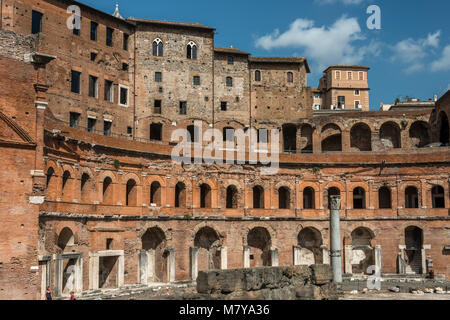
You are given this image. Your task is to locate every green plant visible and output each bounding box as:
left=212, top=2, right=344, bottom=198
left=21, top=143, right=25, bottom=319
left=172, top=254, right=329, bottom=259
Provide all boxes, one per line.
left=184, top=214, right=191, bottom=220
left=113, top=160, right=121, bottom=169
left=312, top=166, right=321, bottom=174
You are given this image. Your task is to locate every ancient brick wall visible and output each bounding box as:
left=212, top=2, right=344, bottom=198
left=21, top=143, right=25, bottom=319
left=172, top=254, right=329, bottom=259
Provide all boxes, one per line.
left=2, top=0, right=136, bottom=137
left=0, top=32, right=41, bottom=300
left=133, top=22, right=215, bottom=141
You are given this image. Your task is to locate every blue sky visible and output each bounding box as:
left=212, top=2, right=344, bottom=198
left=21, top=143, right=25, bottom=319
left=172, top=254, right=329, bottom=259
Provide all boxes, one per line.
left=80, top=0, right=450, bottom=110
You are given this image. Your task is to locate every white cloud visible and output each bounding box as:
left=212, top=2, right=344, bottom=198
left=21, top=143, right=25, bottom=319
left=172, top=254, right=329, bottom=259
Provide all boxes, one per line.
left=391, top=30, right=441, bottom=72
left=255, top=17, right=376, bottom=72
left=314, top=0, right=365, bottom=5
left=431, top=45, right=450, bottom=72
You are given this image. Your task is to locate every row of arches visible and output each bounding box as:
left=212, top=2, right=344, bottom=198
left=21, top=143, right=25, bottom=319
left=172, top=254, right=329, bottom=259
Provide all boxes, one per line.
left=56, top=224, right=427, bottom=278
left=283, top=120, right=432, bottom=153
left=144, top=118, right=436, bottom=154
left=46, top=166, right=448, bottom=209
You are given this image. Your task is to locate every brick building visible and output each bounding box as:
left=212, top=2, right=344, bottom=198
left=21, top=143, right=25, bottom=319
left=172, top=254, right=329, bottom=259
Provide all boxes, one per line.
left=0, top=0, right=449, bottom=300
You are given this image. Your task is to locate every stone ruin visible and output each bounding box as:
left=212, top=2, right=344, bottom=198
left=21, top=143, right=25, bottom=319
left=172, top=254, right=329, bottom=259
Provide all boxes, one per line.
left=186, top=265, right=337, bottom=300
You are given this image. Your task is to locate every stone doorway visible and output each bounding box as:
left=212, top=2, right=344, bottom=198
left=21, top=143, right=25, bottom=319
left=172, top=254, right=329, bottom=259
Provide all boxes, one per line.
left=141, top=227, right=168, bottom=284
left=297, top=227, right=323, bottom=265
left=350, top=227, right=375, bottom=275
left=247, top=227, right=272, bottom=267
left=405, top=227, right=423, bottom=275
left=54, top=253, right=83, bottom=297
left=89, top=250, right=124, bottom=290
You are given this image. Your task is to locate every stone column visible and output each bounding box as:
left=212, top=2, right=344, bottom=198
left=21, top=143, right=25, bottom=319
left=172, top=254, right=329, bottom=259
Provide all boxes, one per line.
left=148, top=250, right=155, bottom=283
left=422, top=245, right=431, bottom=275
left=342, top=130, right=351, bottom=152
left=344, top=245, right=353, bottom=275
left=322, top=246, right=330, bottom=265
left=139, top=250, right=148, bottom=285
left=190, top=247, right=199, bottom=280
left=271, top=248, right=279, bottom=267
left=398, top=245, right=406, bottom=274
left=220, top=247, right=228, bottom=270
left=89, top=254, right=100, bottom=290
left=53, top=255, right=63, bottom=297
left=75, top=255, right=83, bottom=294
left=330, top=196, right=343, bottom=283
left=167, top=248, right=176, bottom=283
left=117, top=254, right=125, bottom=288
left=420, top=180, right=428, bottom=209
left=243, top=246, right=251, bottom=268
left=374, top=245, right=382, bottom=275
left=293, top=246, right=301, bottom=265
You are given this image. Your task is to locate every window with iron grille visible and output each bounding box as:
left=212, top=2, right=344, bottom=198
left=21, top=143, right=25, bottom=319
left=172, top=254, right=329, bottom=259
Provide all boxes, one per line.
left=193, top=76, right=201, bottom=86
left=155, top=72, right=162, bottom=82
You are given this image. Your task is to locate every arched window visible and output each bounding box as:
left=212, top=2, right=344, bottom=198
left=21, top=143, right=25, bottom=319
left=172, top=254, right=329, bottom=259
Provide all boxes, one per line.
left=321, top=124, right=342, bottom=152
left=152, top=38, right=163, bottom=57
left=300, top=124, right=313, bottom=153
left=255, top=70, right=261, bottom=82
left=278, top=187, right=290, bottom=209
left=195, top=227, right=221, bottom=271
left=62, top=171, right=71, bottom=194
left=200, top=183, right=211, bottom=208
left=126, top=179, right=137, bottom=206
left=380, top=122, right=401, bottom=149
left=175, top=182, right=186, bottom=208
left=378, top=186, right=392, bottom=209
left=431, top=185, right=445, bottom=208
left=409, top=121, right=430, bottom=148
left=57, top=227, right=75, bottom=251
left=353, top=187, right=366, bottom=209
left=187, top=41, right=197, bottom=60
left=283, top=124, right=297, bottom=153
left=405, top=186, right=419, bottom=208
left=150, top=181, right=162, bottom=206
left=46, top=167, right=55, bottom=188
left=303, top=187, right=315, bottom=209
left=298, top=227, right=323, bottom=265
left=226, top=185, right=238, bottom=209
left=81, top=173, right=90, bottom=201
left=103, top=177, right=113, bottom=204
left=350, top=123, right=372, bottom=151
left=287, top=72, right=293, bottom=83
left=438, top=112, right=449, bottom=145
left=247, top=227, right=272, bottom=267
left=253, top=186, right=264, bottom=209
left=226, top=77, right=233, bottom=87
